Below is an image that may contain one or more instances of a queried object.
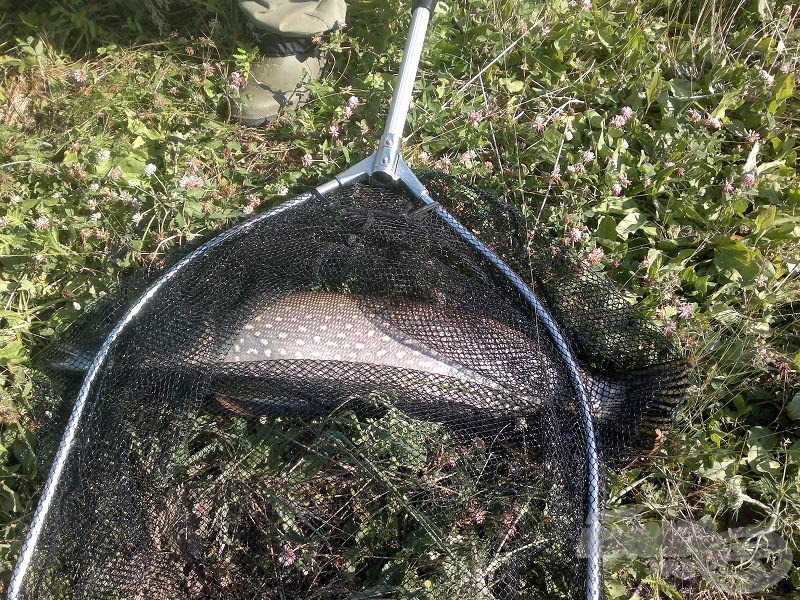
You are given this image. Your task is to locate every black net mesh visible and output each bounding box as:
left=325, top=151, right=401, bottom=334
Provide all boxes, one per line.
left=17, top=174, right=688, bottom=599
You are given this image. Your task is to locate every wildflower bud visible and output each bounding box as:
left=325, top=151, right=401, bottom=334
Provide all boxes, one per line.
left=228, top=71, right=244, bottom=90
left=741, top=172, right=756, bottom=190
left=676, top=302, right=694, bottom=319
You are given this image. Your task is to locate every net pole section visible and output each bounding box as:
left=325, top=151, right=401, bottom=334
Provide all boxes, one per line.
left=6, top=191, right=321, bottom=599
left=372, top=6, right=432, bottom=183
left=418, top=189, right=604, bottom=600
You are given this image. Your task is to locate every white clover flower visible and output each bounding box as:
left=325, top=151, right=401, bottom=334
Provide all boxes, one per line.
left=611, top=182, right=623, bottom=196
left=568, top=227, right=585, bottom=243
left=276, top=185, right=289, bottom=196
left=619, top=138, right=629, bottom=151
left=301, top=153, right=313, bottom=168
left=758, top=68, right=774, bottom=85
left=90, top=212, right=102, bottom=222
left=533, top=115, right=547, bottom=132
left=609, top=114, right=626, bottom=128
left=686, top=108, right=702, bottom=122
left=459, top=150, right=477, bottom=164
left=96, top=148, right=111, bottom=162
left=89, top=183, right=100, bottom=192
left=705, top=116, right=722, bottom=130
left=242, top=204, right=254, bottom=215
left=34, top=216, right=50, bottom=231
left=418, top=151, right=431, bottom=164
left=581, top=150, right=595, bottom=163
left=179, top=174, right=204, bottom=189
left=580, top=0, right=592, bottom=10
left=0, top=215, right=10, bottom=228
left=585, top=246, right=605, bottom=265
left=131, top=212, right=144, bottom=225
left=143, top=163, right=157, bottom=177
left=620, top=106, right=634, bottom=120
left=347, top=95, right=361, bottom=109
left=73, top=69, right=87, bottom=83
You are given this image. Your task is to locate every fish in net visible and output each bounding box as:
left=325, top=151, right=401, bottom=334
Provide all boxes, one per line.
left=9, top=4, right=689, bottom=599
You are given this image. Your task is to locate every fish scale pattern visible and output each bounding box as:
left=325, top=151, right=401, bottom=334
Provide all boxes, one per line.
left=17, top=174, right=688, bottom=599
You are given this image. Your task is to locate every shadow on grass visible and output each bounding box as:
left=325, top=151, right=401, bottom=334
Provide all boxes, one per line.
left=4, top=0, right=249, bottom=60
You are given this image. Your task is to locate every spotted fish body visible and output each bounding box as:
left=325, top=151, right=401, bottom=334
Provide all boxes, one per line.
left=217, top=291, right=545, bottom=419
left=224, top=292, right=499, bottom=385
left=46, top=291, right=680, bottom=439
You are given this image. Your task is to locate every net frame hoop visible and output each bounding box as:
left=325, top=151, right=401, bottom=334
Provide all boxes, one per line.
left=10, top=5, right=603, bottom=599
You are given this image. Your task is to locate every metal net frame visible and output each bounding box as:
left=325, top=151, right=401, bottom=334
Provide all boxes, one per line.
left=9, top=5, right=689, bottom=599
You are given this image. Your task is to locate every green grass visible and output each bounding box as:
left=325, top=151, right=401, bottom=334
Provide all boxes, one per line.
left=0, top=0, right=799, bottom=597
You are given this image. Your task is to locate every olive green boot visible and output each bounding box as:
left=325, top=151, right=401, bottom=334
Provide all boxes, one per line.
left=231, top=36, right=323, bottom=126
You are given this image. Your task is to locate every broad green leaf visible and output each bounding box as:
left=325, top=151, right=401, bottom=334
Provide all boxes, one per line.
left=774, top=73, right=795, bottom=103
left=670, top=79, right=692, bottom=99
left=596, top=216, right=617, bottom=241
left=787, top=393, right=800, bottom=421
left=714, top=239, right=760, bottom=281
left=769, top=73, right=794, bottom=114
left=615, top=212, right=647, bottom=239
left=697, top=457, right=735, bottom=481
left=0, top=340, right=25, bottom=365
left=501, top=78, right=524, bottom=93
left=711, top=91, right=741, bottom=119
left=754, top=205, right=776, bottom=233
left=645, top=71, right=661, bottom=104
left=748, top=426, right=777, bottom=451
